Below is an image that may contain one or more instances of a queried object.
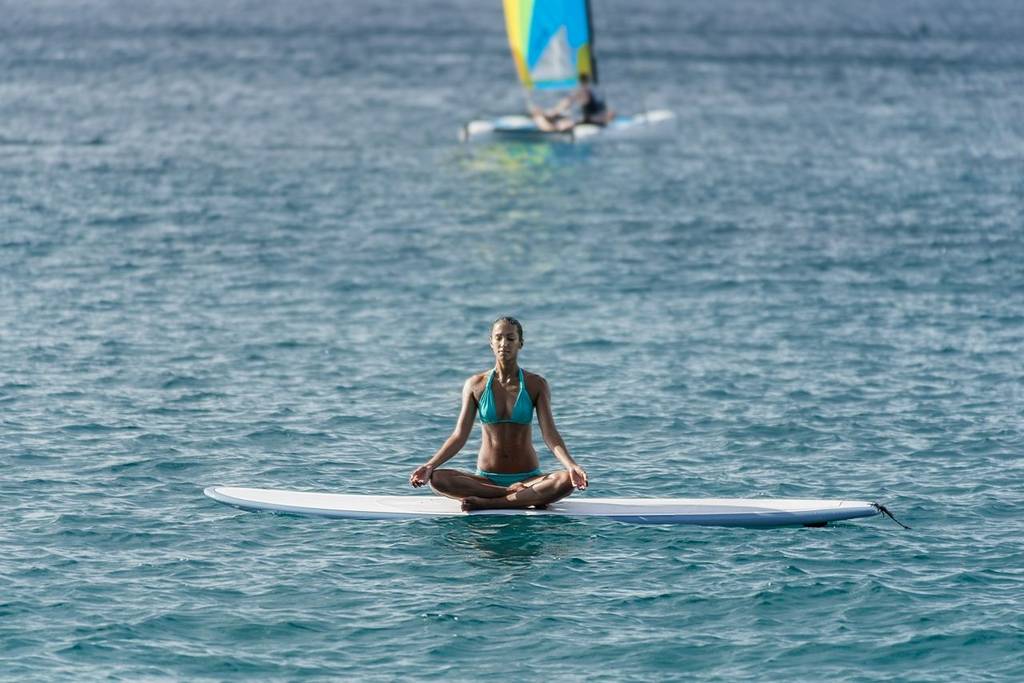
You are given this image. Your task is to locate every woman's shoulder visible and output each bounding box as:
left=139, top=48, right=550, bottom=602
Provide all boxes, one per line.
left=463, top=371, right=490, bottom=392
left=521, top=369, right=549, bottom=392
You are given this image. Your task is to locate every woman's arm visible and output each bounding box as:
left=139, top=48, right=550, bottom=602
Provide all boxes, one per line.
left=410, top=377, right=478, bottom=487
left=548, top=94, right=574, bottom=116
left=534, top=375, right=588, bottom=489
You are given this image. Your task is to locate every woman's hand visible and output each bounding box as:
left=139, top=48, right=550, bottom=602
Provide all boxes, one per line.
left=409, top=464, right=434, bottom=488
left=568, top=464, right=588, bottom=490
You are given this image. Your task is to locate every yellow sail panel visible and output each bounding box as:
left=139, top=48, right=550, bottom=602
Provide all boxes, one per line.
left=503, top=0, right=533, bottom=87
left=577, top=44, right=592, bottom=79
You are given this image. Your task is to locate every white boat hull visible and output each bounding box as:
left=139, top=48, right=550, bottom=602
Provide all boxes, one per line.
left=460, top=109, right=675, bottom=142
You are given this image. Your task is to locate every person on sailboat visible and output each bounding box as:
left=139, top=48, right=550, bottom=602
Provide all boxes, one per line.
left=530, top=73, right=615, bottom=132
left=409, top=317, right=588, bottom=511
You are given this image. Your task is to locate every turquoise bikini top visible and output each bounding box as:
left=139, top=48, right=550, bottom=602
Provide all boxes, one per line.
left=478, top=368, right=534, bottom=425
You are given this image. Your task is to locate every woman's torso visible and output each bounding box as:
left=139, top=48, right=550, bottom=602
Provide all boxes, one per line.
left=579, top=86, right=606, bottom=120
left=472, top=369, right=539, bottom=473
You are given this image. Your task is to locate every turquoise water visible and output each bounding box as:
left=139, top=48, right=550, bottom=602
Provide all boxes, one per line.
left=3, top=0, right=1023, bottom=679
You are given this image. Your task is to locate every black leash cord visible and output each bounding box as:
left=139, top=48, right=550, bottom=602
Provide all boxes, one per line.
left=872, top=503, right=911, bottom=530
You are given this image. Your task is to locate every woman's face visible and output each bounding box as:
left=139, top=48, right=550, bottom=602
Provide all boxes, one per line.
left=490, top=321, right=523, bottom=361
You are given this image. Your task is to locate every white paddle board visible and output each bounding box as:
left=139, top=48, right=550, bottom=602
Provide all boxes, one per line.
left=204, top=486, right=881, bottom=527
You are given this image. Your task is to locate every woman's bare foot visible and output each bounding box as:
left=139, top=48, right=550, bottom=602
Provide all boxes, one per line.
left=461, top=496, right=547, bottom=511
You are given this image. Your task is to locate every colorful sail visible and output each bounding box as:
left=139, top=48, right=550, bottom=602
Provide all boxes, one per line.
left=503, top=0, right=596, bottom=90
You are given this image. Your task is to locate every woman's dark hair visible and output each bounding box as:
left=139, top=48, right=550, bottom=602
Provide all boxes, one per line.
left=491, top=316, right=524, bottom=342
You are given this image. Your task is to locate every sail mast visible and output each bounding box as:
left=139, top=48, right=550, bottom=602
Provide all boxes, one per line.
left=584, top=0, right=598, bottom=84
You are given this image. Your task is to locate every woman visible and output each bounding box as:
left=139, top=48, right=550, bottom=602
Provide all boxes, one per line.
left=409, top=317, right=588, bottom=511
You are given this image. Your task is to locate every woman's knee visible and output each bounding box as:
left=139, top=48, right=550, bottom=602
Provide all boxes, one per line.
left=429, top=468, right=457, bottom=491
left=551, top=470, right=574, bottom=493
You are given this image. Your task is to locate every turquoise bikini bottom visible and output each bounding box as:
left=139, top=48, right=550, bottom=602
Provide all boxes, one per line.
left=476, top=468, right=543, bottom=487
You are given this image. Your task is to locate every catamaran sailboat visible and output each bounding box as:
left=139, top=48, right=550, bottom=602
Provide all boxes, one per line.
left=461, top=0, right=673, bottom=142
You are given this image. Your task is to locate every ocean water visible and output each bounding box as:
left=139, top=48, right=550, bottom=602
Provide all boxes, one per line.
left=2, top=0, right=1023, bottom=680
